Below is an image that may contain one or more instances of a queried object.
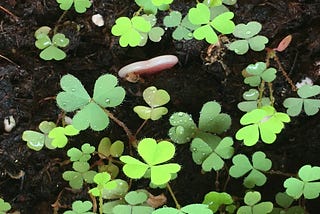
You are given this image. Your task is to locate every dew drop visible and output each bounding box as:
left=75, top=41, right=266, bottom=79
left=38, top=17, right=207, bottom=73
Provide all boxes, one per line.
left=62, top=102, right=67, bottom=106
left=105, top=99, right=110, bottom=104
left=177, top=112, right=184, bottom=117
left=71, top=88, right=76, bottom=92
left=191, top=148, right=197, bottom=152
left=245, top=30, right=251, bottom=35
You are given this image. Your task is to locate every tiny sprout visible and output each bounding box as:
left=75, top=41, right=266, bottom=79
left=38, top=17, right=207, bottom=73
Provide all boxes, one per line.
left=134, top=86, right=170, bottom=120
left=273, top=35, right=292, bottom=52
left=3, top=115, right=16, bottom=132
left=237, top=191, right=273, bottom=214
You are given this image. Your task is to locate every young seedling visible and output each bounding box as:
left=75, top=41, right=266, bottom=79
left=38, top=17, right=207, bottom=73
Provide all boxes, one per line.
left=191, top=137, right=234, bottom=172
left=187, top=3, right=235, bottom=44
left=48, top=125, right=79, bottom=148
left=22, top=121, right=56, bottom=151
left=153, top=204, right=212, bottom=214
left=62, top=161, right=97, bottom=189
left=134, top=86, right=170, bottom=120
left=112, top=191, right=154, bottom=214
left=135, top=0, right=170, bottom=15
left=283, top=165, right=320, bottom=199
left=56, top=74, right=125, bottom=131
left=0, top=198, right=11, bottom=214
left=237, top=89, right=270, bottom=112
left=227, top=21, right=269, bottom=55
left=56, top=0, right=92, bottom=13
left=202, top=191, right=235, bottom=213
left=283, top=84, right=320, bottom=116
left=243, top=62, right=277, bottom=87
left=237, top=191, right=273, bottom=214
left=63, top=200, right=94, bottom=214
left=163, top=11, right=198, bottom=41
left=271, top=192, right=305, bottom=214
left=97, top=137, right=124, bottom=179
left=67, top=143, right=95, bottom=162
left=229, top=151, right=272, bottom=188
left=236, top=105, right=290, bottom=146
left=111, top=16, right=151, bottom=47
left=34, top=26, right=69, bottom=60
left=120, top=138, right=181, bottom=186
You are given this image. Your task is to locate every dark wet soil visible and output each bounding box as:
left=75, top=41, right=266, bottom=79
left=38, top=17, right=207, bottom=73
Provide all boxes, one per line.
left=1, top=0, right=320, bottom=213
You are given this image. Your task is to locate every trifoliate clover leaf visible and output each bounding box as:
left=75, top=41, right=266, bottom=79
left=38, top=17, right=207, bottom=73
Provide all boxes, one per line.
left=202, top=191, right=234, bottom=213
left=89, top=172, right=117, bottom=197
left=67, top=143, right=95, bottom=162
left=63, top=200, right=94, bottom=214
left=228, top=21, right=268, bottom=55
left=0, top=198, right=11, bottom=213
left=56, top=0, right=92, bottom=13
left=112, top=191, right=154, bottom=213
left=22, top=121, right=56, bottom=151
left=283, top=84, right=320, bottom=116
left=152, top=204, right=212, bottom=214
left=164, top=12, right=197, bottom=40
left=120, top=138, right=181, bottom=186
left=135, top=0, right=169, bottom=14
left=237, top=191, right=273, bottom=214
left=35, top=32, right=69, bottom=60
left=48, top=125, right=79, bottom=148
left=56, top=74, right=125, bottom=131
left=191, top=137, right=234, bottom=171
left=134, top=86, right=170, bottom=120
left=188, top=3, right=235, bottom=44
left=111, top=16, right=152, bottom=47
left=270, top=192, right=305, bottom=214
left=62, top=161, right=97, bottom=189
left=169, top=112, right=197, bottom=144
left=284, top=165, right=320, bottom=199
left=238, top=89, right=270, bottom=112
left=236, top=106, right=290, bottom=146
left=229, top=151, right=272, bottom=188
left=243, top=62, right=277, bottom=86
left=199, top=101, right=231, bottom=134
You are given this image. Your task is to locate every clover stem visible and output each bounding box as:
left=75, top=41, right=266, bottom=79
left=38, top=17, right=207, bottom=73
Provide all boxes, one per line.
left=135, top=119, right=149, bottom=138
left=99, top=195, right=103, bottom=214
left=267, top=82, right=275, bottom=106
left=273, top=54, right=297, bottom=91
left=266, top=170, right=296, bottom=177
left=53, top=10, right=68, bottom=34
left=215, top=171, right=220, bottom=191
left=104, top=109, right=137, bottom=148
left=166, top=183, right=181, bottom=209
left=257, top=80, right=265, bottom=108
left=222, top=165, right=231, bottom=192
left=133, top=7, right=143, bottom=16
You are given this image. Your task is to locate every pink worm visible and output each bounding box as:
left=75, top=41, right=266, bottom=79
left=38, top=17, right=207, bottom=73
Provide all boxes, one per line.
left=118, top=55, right=178, bottom=78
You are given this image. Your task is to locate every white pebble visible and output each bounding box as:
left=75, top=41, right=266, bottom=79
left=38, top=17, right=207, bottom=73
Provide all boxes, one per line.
left=92, top=14, right=104, bottom=27
left=4, top=116, right=16, bottom=132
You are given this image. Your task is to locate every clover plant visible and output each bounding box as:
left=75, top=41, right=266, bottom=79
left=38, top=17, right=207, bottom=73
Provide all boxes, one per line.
left=140, top=15, right=165, bottom=45
left=191, top=137, right=234, bottom=172
left=34, top=26, right=69, bottom=60
left=56, top=74, right=125, bottom=131
left=0, top=198, right=11, bottom=214
left=153, top=204, right=212, bottom=214
left=168, top=112, right=197, bottom=144
left=67, top=143, right=95, bottom=162
left=283, top=165, right=320, bottom=199
left=270, top=192, right=304, bottom=214
left=237, top=191, right=273, bottom=214
left=228, top=21, right=269, bottom=55
left=63, top=200, right=94, bottom=214
left=120, top=138, right=181, bottom=186
left=187, top=3, right=235, bottom=44
left=22, top=121, right=56, bottom=151
left=135, top=0, right=170, bottom=14
left=243, top=62, right=277, bottom=87
left=48, top=125, right=79, bottom=148
left=202, top=191, right=235, bottom=213
left=56, top=0, right=92, bottom=13
left=283, top=84, right=320, bottom=116
left=89, top=172, right=117, bottom=197
left=111, top=16, right=152, bottom=47
left=112, top=191, right=154, bottom=214
left=236, top=105, right=290, bottom=146
left=63, top=161, right=97, bottom=189
left=163, top=11, right=198, bottom=41
left=134, top=86, right=170, bottom=120
left=237, top=89, right=270, bottom=112
left=229, top=151, right=272, bottom=188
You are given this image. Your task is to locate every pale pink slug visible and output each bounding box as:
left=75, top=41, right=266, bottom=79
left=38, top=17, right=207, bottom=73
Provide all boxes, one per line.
left=118, top=55, right=178, bottom=82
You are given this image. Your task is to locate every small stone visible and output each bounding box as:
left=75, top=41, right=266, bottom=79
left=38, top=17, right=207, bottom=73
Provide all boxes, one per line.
left=92, top=14, right=104, bottom=27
